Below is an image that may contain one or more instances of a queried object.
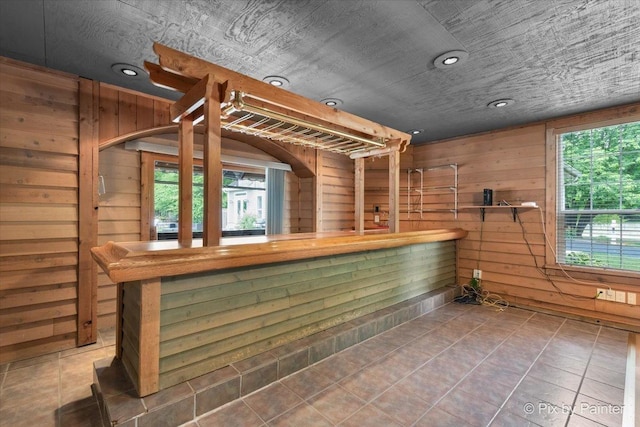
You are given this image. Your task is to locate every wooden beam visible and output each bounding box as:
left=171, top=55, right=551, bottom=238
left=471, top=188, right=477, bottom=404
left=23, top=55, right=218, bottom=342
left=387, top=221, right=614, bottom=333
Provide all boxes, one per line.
left=137, top=278, right=161, bottom=396
left=178, top=116, right=194, bottom=246
left=170, top=74, right=210, bottom=123
left=203, top=75, right=222, bottom=246
left=152, top=42, right=412, bottom=144
left=315, top=152, right=323, bottom=232
left=354, top=157, right=365, bottom=234
left=99, top=124, right=179, bottom=151
left=77, top=78, right=99, bottom=346
left=144, top=61, right=198, bottom=93
left=140, top=152, right=155, bottom=241
left=388, top=146, right=400, bottom=233
left=115, top=282, right=123, bottom=359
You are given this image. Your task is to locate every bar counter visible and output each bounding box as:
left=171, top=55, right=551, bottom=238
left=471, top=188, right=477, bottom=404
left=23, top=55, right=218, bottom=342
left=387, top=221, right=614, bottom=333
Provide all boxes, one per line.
left=91, top=229, right=467, bottom=396
left=92, top=229, right=467, bottom=283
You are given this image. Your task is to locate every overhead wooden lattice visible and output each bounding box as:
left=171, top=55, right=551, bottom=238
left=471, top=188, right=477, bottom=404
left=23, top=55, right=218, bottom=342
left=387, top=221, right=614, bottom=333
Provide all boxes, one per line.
left=145, top=42, right=411, bottom=158
left=222, top=91, right=386, bottom=155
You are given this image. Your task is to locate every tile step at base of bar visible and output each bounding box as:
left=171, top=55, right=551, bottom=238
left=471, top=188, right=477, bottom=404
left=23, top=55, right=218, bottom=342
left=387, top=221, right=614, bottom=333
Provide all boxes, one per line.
left=93, top=285, right=459, bottom=426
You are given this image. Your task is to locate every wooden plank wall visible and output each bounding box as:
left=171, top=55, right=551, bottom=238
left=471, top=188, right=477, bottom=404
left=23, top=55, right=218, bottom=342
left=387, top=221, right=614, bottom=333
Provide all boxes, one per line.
left=283, top=174, right=314, bottom=234
left=96, top=85, right=172, bottom=328
left=363, top=151, right=414, bottom=228
left=149, top=240, right=455, bottom=389
left=318, top=151, right=355, bottom=231
left=97, top=145, right=141, bottom=327
left=365, top=107, right=639, bottom=327
left=0, top=58, right=80, bottom=362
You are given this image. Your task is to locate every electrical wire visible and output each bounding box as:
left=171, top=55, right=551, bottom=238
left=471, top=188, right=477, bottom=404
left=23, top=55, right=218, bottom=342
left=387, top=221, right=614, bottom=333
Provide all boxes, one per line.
left=456, top=281, right=509, bottom=311
left=516, top=208, right=601, bottom=301
left=537, top=207, right=611, bottom=288
left=454, top=210, right=510, bottom=311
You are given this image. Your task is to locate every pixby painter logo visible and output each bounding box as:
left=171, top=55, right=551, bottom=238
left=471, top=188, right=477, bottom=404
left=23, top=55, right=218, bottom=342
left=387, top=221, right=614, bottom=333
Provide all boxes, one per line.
left=523, top=401, right=623, bottom=416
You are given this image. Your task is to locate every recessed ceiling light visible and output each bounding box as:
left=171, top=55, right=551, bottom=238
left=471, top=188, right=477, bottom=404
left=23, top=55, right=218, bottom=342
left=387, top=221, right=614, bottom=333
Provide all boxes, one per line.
left=408, top=129, right=423, bottom=135
left=263, top=75, right=289, bottom=87
left=433, top=50, right=469, bottom=69
left=442, top=56, right=459, bottom=65
left=321, top=98, right=343, bottom=107
left=111, top=63, right=145, bottom=78
left=487, top=98, right=515, bottom=108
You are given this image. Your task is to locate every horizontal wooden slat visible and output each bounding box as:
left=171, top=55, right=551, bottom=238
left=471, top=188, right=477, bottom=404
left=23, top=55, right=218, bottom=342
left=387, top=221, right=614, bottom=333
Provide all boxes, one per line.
left=0, top=252, right=78, bottom=272
left=0, top=333, right=75, bottom=364
left=0, top=146, right=78, bottom=172
left=0, top=165, right=77, bottom=187
left=0, top=267, right=77, bottom=291
left=0, top=205, right=78, bottom=222
left=0, top=128, right=78, bottom=155
left=0, top=239, right=78, bottom=257
left=0, top=300, right=77, bottom=327
left=0, top=59, right=78, bottom=91
left=98, top=220, right=141, bottom=235
left=0, top=284, right=77, bottom=309
left=0, top=320, right=54, bottom=347
left=0, top=223, right=78, bottom=241
left=1, top=108, right=78, bottom=137
left=0, top=186, right=78, bottom=204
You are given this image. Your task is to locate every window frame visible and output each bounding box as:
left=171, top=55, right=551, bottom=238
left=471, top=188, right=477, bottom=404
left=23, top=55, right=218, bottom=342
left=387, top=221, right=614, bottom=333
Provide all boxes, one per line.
left=544, top=111, right=640, bottom=285
left=140, top=151, right=268, bottom=241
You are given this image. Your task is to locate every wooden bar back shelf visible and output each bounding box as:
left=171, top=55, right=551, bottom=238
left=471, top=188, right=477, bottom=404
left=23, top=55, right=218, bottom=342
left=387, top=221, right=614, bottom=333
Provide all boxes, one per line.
left=458, top=204, right=539, bottom=222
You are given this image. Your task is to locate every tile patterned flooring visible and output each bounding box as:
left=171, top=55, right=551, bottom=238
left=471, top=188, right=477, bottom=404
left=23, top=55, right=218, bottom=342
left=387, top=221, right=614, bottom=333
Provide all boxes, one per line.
left=0, top=303, right=632, bottom=427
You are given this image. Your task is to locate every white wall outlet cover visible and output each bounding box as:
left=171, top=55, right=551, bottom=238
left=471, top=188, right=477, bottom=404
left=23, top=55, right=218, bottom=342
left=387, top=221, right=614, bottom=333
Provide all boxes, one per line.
left=628, top=293, right=636, bottom=305
left=596, top=288, right=607, bottom=299
left=615, top=291, right=626, bottom=303
left=605, top=289, right=616, bottom=301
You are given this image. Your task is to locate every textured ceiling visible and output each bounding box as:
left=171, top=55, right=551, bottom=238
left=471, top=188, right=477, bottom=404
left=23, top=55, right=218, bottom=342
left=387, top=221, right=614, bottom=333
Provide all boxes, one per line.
left=0, top=0, right=639, bottom=143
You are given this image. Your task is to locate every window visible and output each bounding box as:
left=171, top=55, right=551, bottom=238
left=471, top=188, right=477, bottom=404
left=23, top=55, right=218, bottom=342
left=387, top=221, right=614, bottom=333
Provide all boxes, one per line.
left=153, top=161, right=267, bottom=239
left=556, top=121, right=640, bottom=272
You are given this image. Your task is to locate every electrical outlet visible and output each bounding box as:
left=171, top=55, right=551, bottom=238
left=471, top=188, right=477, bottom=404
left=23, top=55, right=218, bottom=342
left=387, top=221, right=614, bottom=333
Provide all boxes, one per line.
left=596, top=288, right=606, bottom=299
left=374, top=215, right=380, bottom=223
left=615, top=291, right=626, bottom=303
left=473, top=269, right=482, bottom=279
left=605, top=289, right=615, bottom=301
left=627, top=292, right=636, bottom=305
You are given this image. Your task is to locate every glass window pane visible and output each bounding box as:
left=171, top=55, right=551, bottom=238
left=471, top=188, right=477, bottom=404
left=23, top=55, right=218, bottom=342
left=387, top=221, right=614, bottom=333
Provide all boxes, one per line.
left=557, top=121, right=640, bottom=272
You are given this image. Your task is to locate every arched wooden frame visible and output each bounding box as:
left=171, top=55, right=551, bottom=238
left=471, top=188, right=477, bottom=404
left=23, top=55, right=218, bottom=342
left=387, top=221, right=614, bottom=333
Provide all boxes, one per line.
left=98, top=125, right=315, bottom=178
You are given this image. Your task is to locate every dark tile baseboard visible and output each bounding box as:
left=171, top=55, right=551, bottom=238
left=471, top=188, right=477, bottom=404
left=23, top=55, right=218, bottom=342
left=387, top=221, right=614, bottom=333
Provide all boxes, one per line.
left=93, top=285, right=458, bottom=426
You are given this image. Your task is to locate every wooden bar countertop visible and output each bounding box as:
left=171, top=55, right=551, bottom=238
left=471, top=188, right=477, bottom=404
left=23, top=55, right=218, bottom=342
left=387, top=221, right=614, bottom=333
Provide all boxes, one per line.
left=91, top=229, right=468, bottom=283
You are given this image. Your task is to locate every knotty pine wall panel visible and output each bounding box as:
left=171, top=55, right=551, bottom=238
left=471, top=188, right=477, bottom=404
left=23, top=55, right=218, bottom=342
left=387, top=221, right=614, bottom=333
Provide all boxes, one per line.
left=97, top=144, right=142, bottom=327
left=366, top=116, right=639, bottom=327
left=95, top=85, right=173, bottom=328
left=0, top=58, right=80, bottom=362
left=318, top=151, right=354, bottom=231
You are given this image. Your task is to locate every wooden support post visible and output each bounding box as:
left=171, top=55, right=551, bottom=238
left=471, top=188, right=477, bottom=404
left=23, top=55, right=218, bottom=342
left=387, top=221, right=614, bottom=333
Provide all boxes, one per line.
left=77, top=78, right=99, bottom=345
left=115, top=282, right=123, bottom=359
left=388, top=147, right=400, bottom=233
left=137, top=278, right=161, bottom=396
left=178, top=117, right=194, bottom=246
left=203, top=76, right=222, bottom=246
left=315, top=151, right=323, bottom=232
left=140, top=152, right=155, bottom=241
left=354, top=157, right=365, bottom=234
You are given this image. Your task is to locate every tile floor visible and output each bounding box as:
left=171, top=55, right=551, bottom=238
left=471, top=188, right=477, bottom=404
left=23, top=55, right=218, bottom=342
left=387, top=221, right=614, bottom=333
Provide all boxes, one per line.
left=0, top=303, right=632, bottom=427
left=0, top=327, right=116, bottom=427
